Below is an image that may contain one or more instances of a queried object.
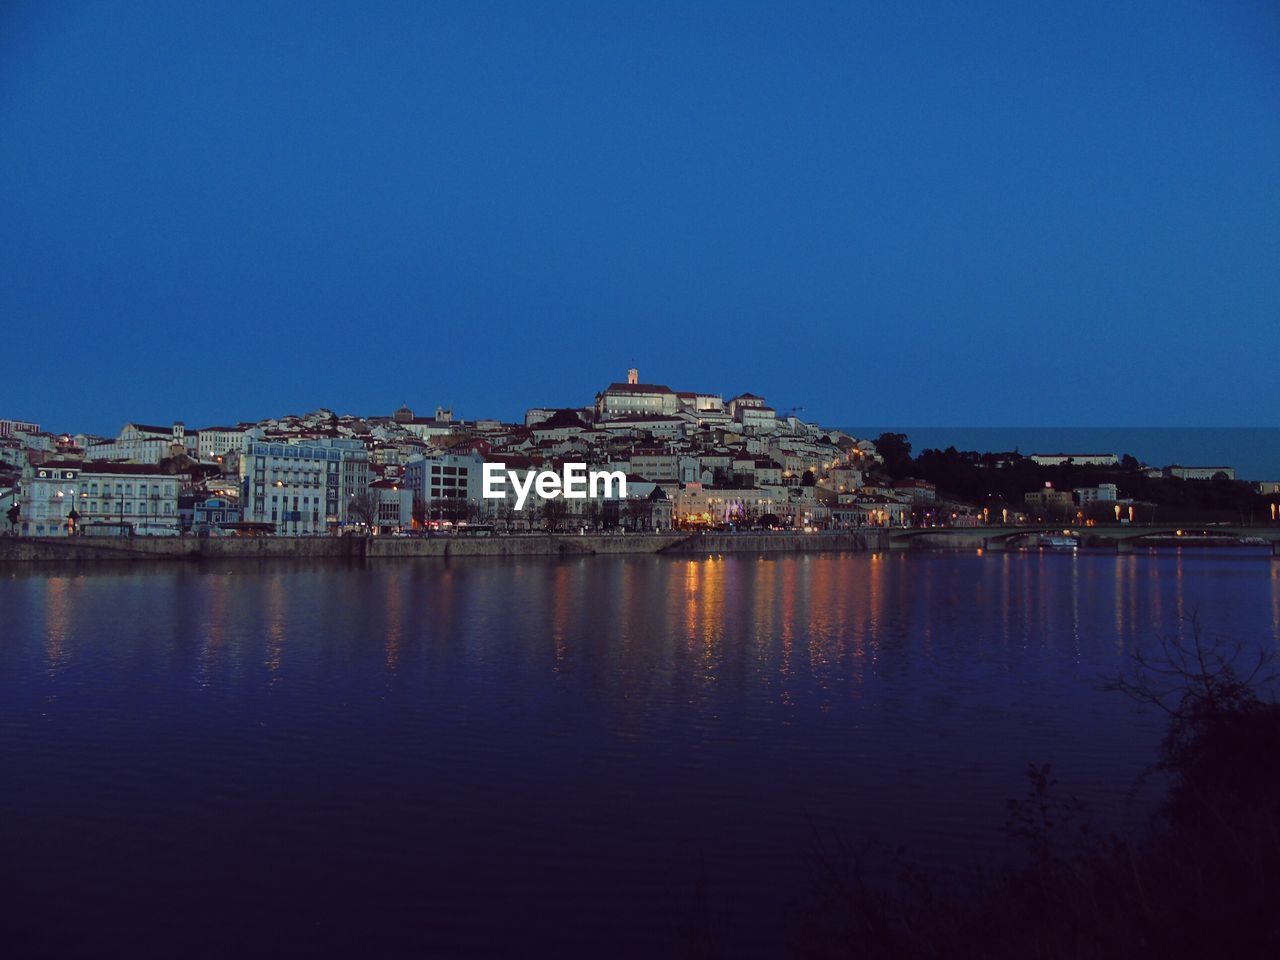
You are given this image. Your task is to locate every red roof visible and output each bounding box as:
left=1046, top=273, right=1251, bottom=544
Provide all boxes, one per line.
left=601, top=382, right=675, bottom=395
left=81, top=461, right=189, bottom=476
left=605, top=415, right=682, bottom=424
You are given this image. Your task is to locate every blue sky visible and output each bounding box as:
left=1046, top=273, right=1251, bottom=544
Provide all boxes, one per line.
left=2, top=1, right=1277, bottom=434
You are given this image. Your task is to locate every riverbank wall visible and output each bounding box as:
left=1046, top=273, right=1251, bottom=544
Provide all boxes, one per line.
left=662, top=531, right=878, bottom=555
left=0, top=530, right=881, bottom=564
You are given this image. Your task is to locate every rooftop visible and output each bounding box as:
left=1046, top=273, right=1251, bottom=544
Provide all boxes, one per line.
left=601, top=382, right=675, bottom=395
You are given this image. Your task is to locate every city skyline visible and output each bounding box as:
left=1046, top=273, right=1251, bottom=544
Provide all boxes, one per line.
left=4, top=1, right=1278, bottom=431
left=5, top=6, right=1279, bottom=955
left=10, top=386, right=1280, bottom=481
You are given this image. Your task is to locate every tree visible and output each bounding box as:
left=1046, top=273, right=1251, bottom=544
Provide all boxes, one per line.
left=411, top=496, right=427, bottom=529
left=490, top=499, right=515, bottom=531
left=1108, top=612, right=1276, bottom=742
left=874, top=432, right=913, bottom=478
left=440, top=497, right=469, bottom=522
left=541, top=497, right=569, bottom=533
left=346, top=491, right=379, bottom=530
left=623, top=497, right=649, bottom=531
left=517, top=499, right=540, bottom=532
left=6, top=503, right=18, bottom=531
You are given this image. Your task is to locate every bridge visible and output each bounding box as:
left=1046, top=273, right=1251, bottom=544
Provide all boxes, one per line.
left=884, top=524, right=1280, bottom=555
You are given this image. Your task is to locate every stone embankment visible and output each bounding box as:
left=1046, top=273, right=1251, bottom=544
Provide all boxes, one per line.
left=0, top=530, right=880, bottom=563
left=661, top=531, right=879, bottom=555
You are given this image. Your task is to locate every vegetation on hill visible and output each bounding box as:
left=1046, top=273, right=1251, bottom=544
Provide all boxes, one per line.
left=873, top=433, right=1276, bottom=523
left=783, top=616, right=1280, bottom=960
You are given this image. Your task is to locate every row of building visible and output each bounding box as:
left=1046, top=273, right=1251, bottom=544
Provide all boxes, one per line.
left=1, top=378, right=1256, bottom=538
left=3, top=372, right=907, bottom=537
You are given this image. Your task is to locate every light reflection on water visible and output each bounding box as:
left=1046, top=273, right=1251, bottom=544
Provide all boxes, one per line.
left=0, top=549, right=1275, bottom=957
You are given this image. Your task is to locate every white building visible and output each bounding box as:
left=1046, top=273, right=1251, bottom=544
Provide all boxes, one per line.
left=398, top=419, right=460, bottom=442
left=369, top=478, right=414, bottom=533
left=840, top=494, right=911, bottom=527
left=524, top=408, right=558, bottom=427
left=76, top=463, right=185, bottom=533
left=196, top=426, right=247, bottom=461
left=17, top=432, right=55, bottom=453
left=1169, top=465, right=1235, bottom=481
left=18, top=461, right=184, bottom=536
left=86, top=422, right=190, bottom=463
left=18, top=461, right=81, bottom=536
left=1028, top=453, right=1119, bottom=467
left=737, top=404, right=779, bottom=433
left=402, top=451, right=487, bottom=511
left=0, top=440, right=26, bottom=468
left=892, top=479, right=937, bottom=503
left=1074, top=483, right=1119, bottom=504
left=597, top=415, right=685, bottom=441
left=0, top=418, right=39, bottom=438
left=595, top=371, right=679, bottom=420
left=626, top=451, right=700, bottom=484
left=239, top=434, right=370, bottom=533
left=825, top=466, right=864, bottom=493
left=676, top=391, right=724, bottom=415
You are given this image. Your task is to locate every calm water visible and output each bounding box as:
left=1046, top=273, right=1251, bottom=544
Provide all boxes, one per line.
left=3, top=551, right=1278, bottom=957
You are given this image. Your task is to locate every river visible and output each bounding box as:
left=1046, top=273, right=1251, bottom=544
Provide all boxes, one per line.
left=2, top=549, right=1277, bottom=957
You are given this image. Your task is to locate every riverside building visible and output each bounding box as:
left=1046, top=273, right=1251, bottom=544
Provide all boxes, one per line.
left=18, top=460, right=185, bottom=536
left=239, top=433, right=369, bottom=534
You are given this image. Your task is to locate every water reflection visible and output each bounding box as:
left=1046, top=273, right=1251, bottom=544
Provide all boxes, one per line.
left=1272, top=564, right=1280, bottom=644
left=2, top=550, right=1276, bottom=958
left=196, top=571, right=230, bottom=686
left=264, top=571, right=286, bottom=678
left=43, top=576, right=73, bottom=688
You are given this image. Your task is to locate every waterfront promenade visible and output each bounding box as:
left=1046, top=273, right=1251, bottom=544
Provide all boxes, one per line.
left=0, top=530, right=880, bottom=563
left=885, top=524, right=1280, bottom=556
left=5, top=524, right=1280, bottom=564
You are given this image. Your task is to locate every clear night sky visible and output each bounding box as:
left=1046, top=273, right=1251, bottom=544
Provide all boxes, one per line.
left=3, top=1, right=1277, bottom=435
